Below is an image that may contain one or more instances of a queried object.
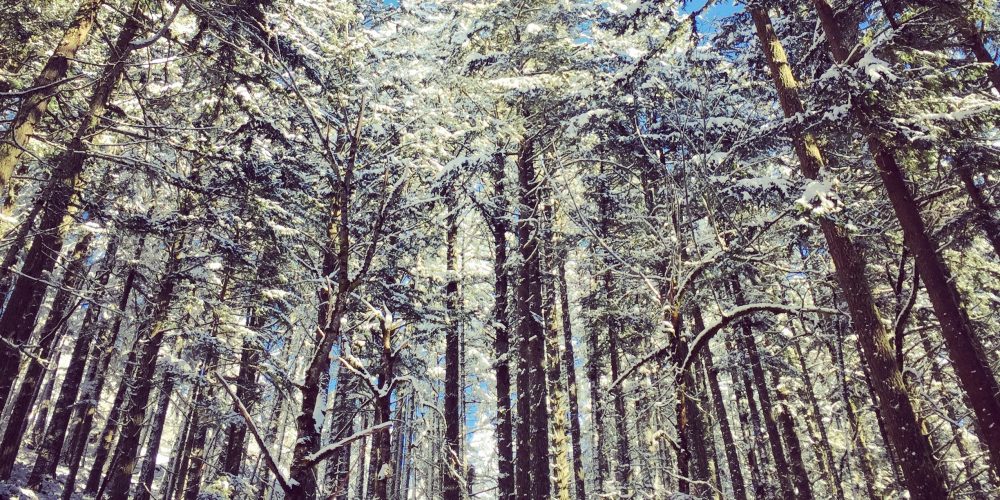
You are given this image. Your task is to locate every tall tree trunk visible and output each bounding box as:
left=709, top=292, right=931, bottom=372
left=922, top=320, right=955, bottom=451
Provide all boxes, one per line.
left=724, top=334, right=767, bottom=497
left=812, top=0, right=1000, bottom=476
left=556, top=257, right=586, bottom=500
left=76, top=237, right=146, bottom=496
left=772, top=373, right=813, bottom=499
left=0, top=232, right=93, bottom=478
left=134, top=373, right=176, bottom=500
left=102, top=234, right=186, bottom=500
left=219, top=332, right=261, bottom=478
left=792, top=339, right=843, bottom=500
left=0, top=1, right=141, bottom=411
left=729, top=279, right=801, bottom=499
left=749, top=7, right=947, bottom=497
left=29, top=237, right=118, bottom=487
left=443, top=184, right=463, bottom=500
left=0, top=0, right=103, bottom=194
left=370, top=319, right=397, bottom=500
left=513, top=138, right=550, bottom=499
left=697, top=308, right=747, bottom=500
left=487, top=153, right=515, bottom=500
left=289, top=121, right=355, bottom=497
left=542, top=186, right=572, bottom=500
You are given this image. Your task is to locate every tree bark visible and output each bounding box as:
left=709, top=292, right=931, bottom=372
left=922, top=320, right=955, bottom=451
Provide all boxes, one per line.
left=0, top=0, right=103, bottom=193
left=29, top=237, right=117, bottom=487
left=102, top=233, right=186, bottom=500
left=513, top=138, right=550, bottom=499
left=0, top=232, right=93, bottom=479
left=556, top=257, right=586, bottom=500
left=134, top=372, right=175, bottom=500
left=0, top=1, right=141, bottom=412
left=487, top=152, right=515, bottom=500
left=750, top=7, right=947, bottom=497
left=698, top=310, right=747, bottom=500
left=812, top=0, right=1000, bottom=476
left=443, top=184, right=463, bottom=500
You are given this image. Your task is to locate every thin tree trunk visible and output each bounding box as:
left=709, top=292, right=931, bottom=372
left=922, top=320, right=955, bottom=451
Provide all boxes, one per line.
left=487, top=152, right=515, bottom=500
left=749, top=7, right=947, bottom=497
left=134, top=373, right=175, bottom=500
left=443, top=184, right=463, bottom=500
left=556, top=257, right=586, bottom=500
left=542, top=186, right=571, bottom=500
left=698, top=309, right=747, bottom=500
left=792, top=339, right=843, bottom=500
left=0, top=232, right=93, bottom=478
left=102, top=233, right=186, bottom=499
left=730, top=278, right=800, bottom=499
left=29, top=237, right=117, bottom=487
left=772, top=372, right=813, bottom=499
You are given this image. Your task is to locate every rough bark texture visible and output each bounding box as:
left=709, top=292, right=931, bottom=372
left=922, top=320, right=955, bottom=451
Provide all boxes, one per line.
left=812, top=0, right=1000, bottom=478
left=29, top=237, right=117, bottom=487
left=0, top=1, right=141, bottom=413
left=443, top=185, right=463, bottom=500
left=0, top=232, right=93, bottom=479
left=750, top=7, right=947, bottom=497
left=513, top=138, right=550, bottom=499
left=0, top=0, right=103, bottom=193
left=488, top=153, right=515, bottom=500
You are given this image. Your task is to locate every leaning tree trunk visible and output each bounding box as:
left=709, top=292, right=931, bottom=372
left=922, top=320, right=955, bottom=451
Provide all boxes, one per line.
left=0, top=0, right=103, bottom=194
left=0, top=1, right=141, bottom=411
left=750, top=7, right=947, bottom=497
left=0, top=232, right=93, bottom=479
left=812, top=0, right=1000, bottom=476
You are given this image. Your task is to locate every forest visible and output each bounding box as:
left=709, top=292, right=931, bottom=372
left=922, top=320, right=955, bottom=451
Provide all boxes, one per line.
left=0, top=0, right=998, bottom=498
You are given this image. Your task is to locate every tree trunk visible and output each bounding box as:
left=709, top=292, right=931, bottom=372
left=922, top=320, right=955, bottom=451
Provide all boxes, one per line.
left=556, top=257, right=586, bottom=500
left=0, top=1, right=141, bottom=412
left=370, top=320, right=397, bottom=500
left=443, top=184, right=463, bottom=500
left=488, top=152, right=515, bottom=500
left=772, top=373, right=813, bottom=499
left=289, top=132, right=354, bottom=498
left=750, top=7, right=947, bottom=497
left=542, top=186, right=572, bottom=500
left=219, top=333, right=261, bottom=478
left=730, top=278, right=800, bottom=499
left=134, top=373, right=175, bottom=500
left=101, top=234, right=185, bottom=500
left=0, top=0, right=103, bottom=193
left=955, top=160, right=1000, bottom=259
left=699, top=312, right=747, bottom=500
left=75, top=237, right=146, bottom=496
left=513, top=138, right=549, bottom=499
left=792, top=339, right=843, bottom=500
left=0, top=232, right=93, bottom=479
left=812, top=0, right=1000, bottom=477
left=28, top=237, right=117, bottom=487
